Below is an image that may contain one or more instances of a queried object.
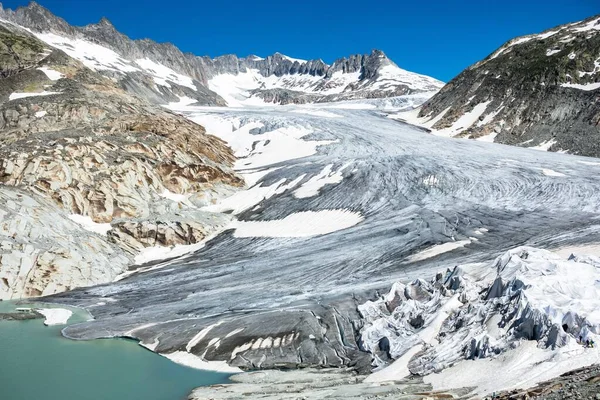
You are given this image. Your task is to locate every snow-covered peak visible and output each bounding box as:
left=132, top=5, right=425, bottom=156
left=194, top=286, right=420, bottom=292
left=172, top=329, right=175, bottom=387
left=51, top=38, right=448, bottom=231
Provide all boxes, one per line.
left=0, top=2, right=443, bottom=108
left=274, top=52, right=308, bottom=64
left=207, top=49, right=443, bottom=106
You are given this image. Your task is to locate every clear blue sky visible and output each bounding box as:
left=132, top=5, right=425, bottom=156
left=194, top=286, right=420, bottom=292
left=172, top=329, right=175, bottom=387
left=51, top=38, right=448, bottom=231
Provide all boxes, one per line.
left=2, top=0, right=599, bottom=81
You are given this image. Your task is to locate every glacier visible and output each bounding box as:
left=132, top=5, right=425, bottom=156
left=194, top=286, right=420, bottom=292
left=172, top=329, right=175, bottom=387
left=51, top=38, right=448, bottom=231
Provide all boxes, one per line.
left=42, top=95, right=600, bottom=394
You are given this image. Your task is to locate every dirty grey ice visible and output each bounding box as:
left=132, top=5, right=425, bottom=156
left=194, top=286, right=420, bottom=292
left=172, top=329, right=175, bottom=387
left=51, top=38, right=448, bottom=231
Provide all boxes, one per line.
left=42, top=100, right=600, bottom=371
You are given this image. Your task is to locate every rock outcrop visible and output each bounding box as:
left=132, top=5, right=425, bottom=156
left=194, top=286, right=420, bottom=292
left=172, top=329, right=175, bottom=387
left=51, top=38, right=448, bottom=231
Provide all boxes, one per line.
left=0, top=19, right=243, bottom=298
left=416, top=15, right=600, bottom=156
left=188, top=369, right=471, bottom=400
left=0, top=186, right=130, bottom=299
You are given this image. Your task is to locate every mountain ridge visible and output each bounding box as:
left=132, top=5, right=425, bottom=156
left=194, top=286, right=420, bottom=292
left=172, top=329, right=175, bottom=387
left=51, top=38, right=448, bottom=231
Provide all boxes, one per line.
left=407, top=14, right=600, bottom=157
left=0, top=1, right=443, bottom=106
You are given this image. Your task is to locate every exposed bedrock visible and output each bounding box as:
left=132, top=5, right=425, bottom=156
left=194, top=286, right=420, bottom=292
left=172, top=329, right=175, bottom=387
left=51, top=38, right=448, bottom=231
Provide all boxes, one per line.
left=418, top=15, right=600, bottom=156
left=0, top=21, right=243, bottom=299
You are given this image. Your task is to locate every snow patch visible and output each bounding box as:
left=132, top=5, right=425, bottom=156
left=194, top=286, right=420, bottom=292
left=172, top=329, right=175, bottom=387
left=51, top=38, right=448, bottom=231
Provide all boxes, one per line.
left=190, top=114, right=335, bottom=171
left=542, top=168, right=566, bottom=177
left=9, top=91, right=59, bottom=100
left=530, top=139, right=556, bottom=151
left=165, top=96, right=198, bottom=108
left=232, top=210, right=364, bottom=238
left=293, top=163, right=350, bottom=198
left=203, top=177, right=304, bottom=215
left=68, top=214, right=112, bottom=235
left=561, top=82, right=600, bottom=91
left=475, top=132, right=498, bottom=143
left=37, top=308, right=72, bottom=326
left=135, top=58, right=196, bottom=90
left=435, top=101, right=492, bottom=137
left=38, top=67, right=64, bottom=80
left=546, top=48, right=562, bottom=56
left=133, top=242, right=207, bottom=265
left=162, top=351, right=242, bottom=373
left=407, top=240, right=472, bottom=262
left=35, top=32, right=138, bottom=73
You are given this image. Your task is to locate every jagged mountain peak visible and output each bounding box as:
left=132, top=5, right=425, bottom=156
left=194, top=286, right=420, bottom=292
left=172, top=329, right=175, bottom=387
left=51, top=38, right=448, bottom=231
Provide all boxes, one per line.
left=0, top=2, right=442, bottom=107
left=1, top=0, right=74, bottom=34
left=17, top=1, right=58, bottom=18
left=90, top=16, right=117, bottom=30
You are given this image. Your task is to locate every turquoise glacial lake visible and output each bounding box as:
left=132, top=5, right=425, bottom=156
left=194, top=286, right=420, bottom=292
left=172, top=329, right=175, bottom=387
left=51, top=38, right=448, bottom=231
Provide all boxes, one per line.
left=0, top=301, right=231, bottom=400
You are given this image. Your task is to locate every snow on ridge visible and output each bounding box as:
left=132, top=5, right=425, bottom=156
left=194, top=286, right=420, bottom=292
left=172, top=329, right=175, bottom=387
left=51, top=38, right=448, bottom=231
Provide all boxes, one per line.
left=373, top=64, right=444, bottom=91
left=279, top=54, right=307, bottom=63
left=31, top=31, right=198, bottom=91
left=8, top=91, right=60, bottom=100
left=206, top=62, right=442, bottom=107
left=561, top=82, right=600, bottom=91
left=573, top=17, right=600, bottom=33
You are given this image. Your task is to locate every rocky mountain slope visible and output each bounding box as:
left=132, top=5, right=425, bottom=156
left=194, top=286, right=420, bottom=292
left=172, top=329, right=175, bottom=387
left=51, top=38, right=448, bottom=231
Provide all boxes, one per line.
left=407, top=15, right=600, bottom=156
left=492, top=364, right=600, bottom=399
left=0, top=2, right=443, bottom=106
left=0, top=19, right=242, bottom=299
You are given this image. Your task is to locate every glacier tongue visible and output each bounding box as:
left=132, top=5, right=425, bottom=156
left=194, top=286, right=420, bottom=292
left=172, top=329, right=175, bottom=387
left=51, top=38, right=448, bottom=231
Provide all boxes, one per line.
left=44, top=95, right=600, bottom=387
left=359, top=246, right=600, bottom=386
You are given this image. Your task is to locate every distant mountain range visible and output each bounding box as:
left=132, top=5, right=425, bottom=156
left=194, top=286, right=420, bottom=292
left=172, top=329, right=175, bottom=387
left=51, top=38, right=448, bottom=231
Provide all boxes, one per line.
left=0, top=2, right=443, bottom=107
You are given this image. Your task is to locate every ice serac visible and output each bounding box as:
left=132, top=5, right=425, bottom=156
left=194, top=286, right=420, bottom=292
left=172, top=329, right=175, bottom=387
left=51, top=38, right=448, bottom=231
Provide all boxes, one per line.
left=360, top=247, right=600, bottom=380
left=410, top=15, right=600, bottom=156
left=0, top=2, right=443, bottom=107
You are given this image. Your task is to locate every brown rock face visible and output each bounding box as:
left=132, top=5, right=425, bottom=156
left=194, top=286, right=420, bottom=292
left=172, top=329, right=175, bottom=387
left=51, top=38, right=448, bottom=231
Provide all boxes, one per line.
left=0, top=21, right=243, bottom=298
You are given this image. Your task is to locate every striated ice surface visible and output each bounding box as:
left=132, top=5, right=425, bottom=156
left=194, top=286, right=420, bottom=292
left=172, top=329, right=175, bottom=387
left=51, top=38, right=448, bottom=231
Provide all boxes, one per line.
left=46, top=100, right=600, bottom=377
